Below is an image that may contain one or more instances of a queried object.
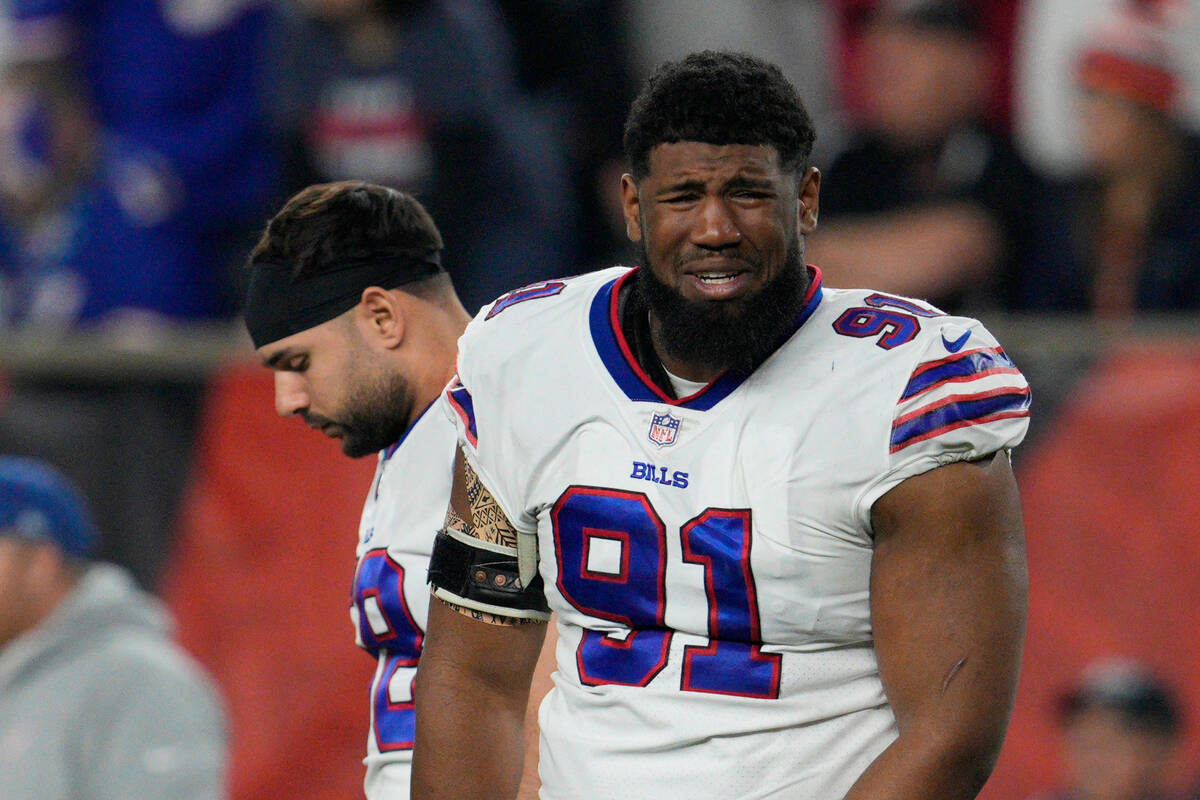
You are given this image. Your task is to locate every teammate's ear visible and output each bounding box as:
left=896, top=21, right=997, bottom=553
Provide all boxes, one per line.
left=620, top=174, right=643, bottom=243
left=358, top=286, right=405, bottom=349
left=798, top=167, right=820, bottom=235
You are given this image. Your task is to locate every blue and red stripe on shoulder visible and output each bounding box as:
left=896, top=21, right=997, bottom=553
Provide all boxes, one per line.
left=889, top=386, right=1031, bottom=453
left=900, top=346, right=1021, bottom=400
left=444, top=376, right=478, bottom=448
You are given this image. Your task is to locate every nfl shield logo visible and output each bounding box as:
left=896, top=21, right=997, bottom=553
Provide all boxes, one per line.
left=648, top=412, right=681, bottom=447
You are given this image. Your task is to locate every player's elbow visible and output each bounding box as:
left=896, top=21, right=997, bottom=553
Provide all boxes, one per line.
left=931, top=727, right=1007, bottom=798
left=951, top=746, right=1001, bottom=797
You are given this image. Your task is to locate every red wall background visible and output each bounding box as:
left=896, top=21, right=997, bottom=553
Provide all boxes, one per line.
left=162, top=365, right=375, bottom=800
left=161, top=350, right=1200, bottom=799
left=984, top=346, right=1200, bottom=799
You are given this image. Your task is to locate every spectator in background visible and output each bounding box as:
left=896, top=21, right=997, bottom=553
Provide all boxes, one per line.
left=0, top=0, right=279, bottom=587
left=0, top=0, right=279, bottom=325
left=1012, top=2, right=1200, bottom=313
left=621, top=0, right=839, bottom=159
left=0, top=456, right=228, bottom=800
left=494, top=0, right=638, bottom=273
left=833, top=0, right=1022, bottom=132
left=1015, top=0, right=1200, bottom=179
left=0, top=76, right=229, bottom=327
left=271, top=0, right=577, bottom=312
left=810, top=0, right=1054, bottom=312
left=1029, top=659, right=1181, bottom=800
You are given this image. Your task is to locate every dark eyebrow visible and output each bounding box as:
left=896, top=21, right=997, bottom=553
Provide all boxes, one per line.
left=726, top=175, right=775, bottom=190
left=657, top=175, right=775, bottom=195
left=657, top=179, right=707, bottom=195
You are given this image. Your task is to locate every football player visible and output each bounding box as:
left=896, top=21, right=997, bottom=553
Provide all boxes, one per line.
left=414, top=52, right=1030, bottom=800
left=244, top=181, right=551, bottom=799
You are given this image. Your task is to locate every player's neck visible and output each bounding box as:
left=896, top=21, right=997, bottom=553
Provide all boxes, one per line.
left=405, top=306, right=470, bottom=426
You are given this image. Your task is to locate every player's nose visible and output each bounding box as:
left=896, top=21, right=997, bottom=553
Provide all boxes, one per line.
left=691, top=197, right=741, bottom=249
left=274, top=372, right=309, bottom=417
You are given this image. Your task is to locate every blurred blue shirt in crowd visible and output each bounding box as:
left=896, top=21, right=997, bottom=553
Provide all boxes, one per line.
left=1, top=0, right=279, bottom=324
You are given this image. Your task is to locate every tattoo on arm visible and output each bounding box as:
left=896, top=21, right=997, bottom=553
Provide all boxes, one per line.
left=440, top=598, right=537, bottom=626
left=440, top=453, right=539, bottom=627
left=461, top=459, right=520, bottom=547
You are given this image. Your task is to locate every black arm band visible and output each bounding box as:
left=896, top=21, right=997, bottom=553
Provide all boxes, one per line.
left=428, top=529, right=551, bottom=620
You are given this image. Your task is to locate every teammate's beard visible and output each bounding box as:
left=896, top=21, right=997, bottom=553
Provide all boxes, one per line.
left=304, top=361, right=414, bottom=459
left=636, top=236, right=810, bottom=375
left=337, top=368, right=414, bottom=458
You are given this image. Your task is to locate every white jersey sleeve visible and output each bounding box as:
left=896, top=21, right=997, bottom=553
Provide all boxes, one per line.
left=855, top=315, right=1031, bottom=525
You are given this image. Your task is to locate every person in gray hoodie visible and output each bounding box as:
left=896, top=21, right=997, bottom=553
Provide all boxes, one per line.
left=0, top=455, right=227, bottom=799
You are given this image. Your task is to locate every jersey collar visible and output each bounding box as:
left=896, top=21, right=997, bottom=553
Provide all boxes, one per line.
left=381, top=398, right=437, bottom=461
left=588, top=266, right=824, bottom=410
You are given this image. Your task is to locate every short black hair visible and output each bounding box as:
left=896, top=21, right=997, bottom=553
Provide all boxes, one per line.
left=247, top=181, right=444, bottom=283
left=623, top=51, right=816, bottom=180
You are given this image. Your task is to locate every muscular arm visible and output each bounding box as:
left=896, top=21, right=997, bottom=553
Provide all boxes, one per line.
left=412, top=451, right=548, bottom=800
left=843, top=452, right=1027, bottom=800
left=516, top=627, right=558, bottom=800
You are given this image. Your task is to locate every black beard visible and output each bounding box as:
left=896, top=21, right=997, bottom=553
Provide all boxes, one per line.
left=337, top=369, right=414, bottom=458
left=635, top=240, right=810, bottom=375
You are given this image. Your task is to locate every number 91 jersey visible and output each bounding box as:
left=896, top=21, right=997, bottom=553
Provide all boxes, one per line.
left=350, top=403, right=457, bottom=799
left=443, top=266, right=1030, bottom=800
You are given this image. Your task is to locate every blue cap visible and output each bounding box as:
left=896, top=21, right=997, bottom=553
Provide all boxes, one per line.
left=0, top=456, right=99, bottom=558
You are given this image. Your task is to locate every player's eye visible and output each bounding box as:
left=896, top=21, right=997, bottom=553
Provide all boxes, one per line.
left=661, top=191, right=699, bottom=205
left=288, top=356, right=309, bottom=372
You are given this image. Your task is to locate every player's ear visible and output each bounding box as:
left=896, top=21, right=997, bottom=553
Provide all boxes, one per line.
left=798, top=166, right=820, bottom=235
left=357, top=286, right=405, bottom=349
left=621, top=173, right=643, bottom=243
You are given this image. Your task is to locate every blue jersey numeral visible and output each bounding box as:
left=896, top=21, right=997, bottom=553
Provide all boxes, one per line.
left=352, top=549, right=424, bottom=751
left=552, top=487, right=671, bottom=687
left=485, top=280, right=566, bottom=319
left=551, top=487, right=778, bottom=699
left=832, top=293, right=940, bottom=349
left=680, top=509, right=780, bottom=698
left=373, top=654, right=418, bottom=750
left=863, top=293, right=939, bottom=318
left=833, top=307, right=920, bottom=349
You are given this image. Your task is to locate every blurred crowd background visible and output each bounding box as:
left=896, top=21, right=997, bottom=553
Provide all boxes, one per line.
left=0, top=1, right=1198, bottom=799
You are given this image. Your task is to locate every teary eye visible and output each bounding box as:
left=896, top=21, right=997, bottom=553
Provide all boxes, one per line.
left=662, top=191, right=699, bottom=205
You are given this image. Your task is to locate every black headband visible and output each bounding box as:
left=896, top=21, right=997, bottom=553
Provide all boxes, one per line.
left=243, top=253, right=443, bottom=348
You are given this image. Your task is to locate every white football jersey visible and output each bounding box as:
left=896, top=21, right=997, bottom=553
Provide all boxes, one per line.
left=442, top=267, right=1030, bottom=800
left=350, top=402, right=457, bottom=800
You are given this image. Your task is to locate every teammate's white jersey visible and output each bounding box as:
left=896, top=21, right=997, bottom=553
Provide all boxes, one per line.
left=442, top=266, right=1030, bottom=800
left=350, top=402, right=457, bottom=799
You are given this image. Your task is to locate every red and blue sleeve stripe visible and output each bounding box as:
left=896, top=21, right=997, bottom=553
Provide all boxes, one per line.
left=890, top=386, right=1031, bottom=453
left=445, top=377, right=478, bottom=448
left=900, top=347, right=1020, bottom=400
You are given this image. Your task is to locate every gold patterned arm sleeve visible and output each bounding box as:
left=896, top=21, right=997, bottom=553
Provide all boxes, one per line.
left=435, top=449, right=544, bottom=626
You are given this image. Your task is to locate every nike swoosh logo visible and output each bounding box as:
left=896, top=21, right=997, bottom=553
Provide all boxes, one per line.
left=942, top=330, right=971, bottom=353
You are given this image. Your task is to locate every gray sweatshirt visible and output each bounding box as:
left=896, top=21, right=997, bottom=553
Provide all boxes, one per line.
left=0, top=563, right=227, bottom=799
